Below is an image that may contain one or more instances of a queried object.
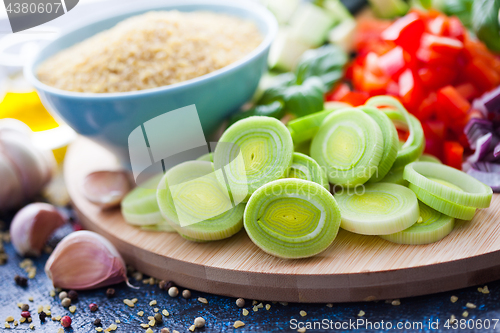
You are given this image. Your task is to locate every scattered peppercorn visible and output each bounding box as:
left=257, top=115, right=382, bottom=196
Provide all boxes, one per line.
left=68, top=290, right=78, bottom=301
left=154, top=313, right=163, bottom=323
left=236, top=298, right=245, bottom=308
left=94, top=318, right=102, bottom=326
left=194, top=317, right=205, bottom=328
left=21, top=304, right=29, bottom=311
left=182, top=289, right=191, bottom=299
left=39, top=312, right=47, bottom=321
left=58, top=291, right=68, bottom=300
left=159, top=280, right=174, bottom=290
left=168, top=286, right=179, bottom=297
left=61, top=316, right=72, bottom=328
left=14, top=275, right=27, bottom=287
left=61, top=297, right=72, bottom=307
left=21, top=311, right=31, bottom=318
left=106, top=288, right=115, bottom=298
left=89, top=303, right=98, bottom=312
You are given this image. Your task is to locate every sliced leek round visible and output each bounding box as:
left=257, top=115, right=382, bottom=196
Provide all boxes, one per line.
left=214, top=116, right=293, bottom=202
left=287, top=102, right=350, bottom=144
left=197, top=152, right=213, bottom=162
left=408, top=183, right=476, bottom=220
left=380, top=201, right=454, bottom=245
left=121, top=174, right=175, bottom=231
left=380, top=167, right=408, bottom=186
left=404, top=162, right=492, bottom=208
left=335, top=183, right=419, bottom=235
left=418, top=154, right=441, bottom=163
left=244, top=179, right=341, bottom=259
left=359, top=106, right=398, bottom=182
left=365, top=96, right=425, bottom=169
left=288, top=152, right=328, bottom=189
left=310, top=108, right=384, bottom=186
left=157, top=161, right=244, bottom=241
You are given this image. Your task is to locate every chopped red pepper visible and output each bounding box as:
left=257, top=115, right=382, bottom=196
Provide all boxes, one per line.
left=338, top=91, right=369, bottom=106
left=444, top=141, right=464, bottom=169
left=436, top=85, right=471, bottom=121
left=399, top=69, right=423, bottom=110
left=382, top=12, right=425, bottom=52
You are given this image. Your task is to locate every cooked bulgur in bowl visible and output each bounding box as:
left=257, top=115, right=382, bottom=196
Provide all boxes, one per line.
left=37, top=10, right=263, bottom=93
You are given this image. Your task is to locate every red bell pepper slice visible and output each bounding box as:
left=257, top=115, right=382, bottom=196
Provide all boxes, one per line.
left=454, top=83, right=479, bottom=101
left=463, top=59, right=500, bottom=92
left=443, top=141, right=464, bottom=169
left=426, top=15, right=447, bottom=36
left=415, top=47, right=458, bottom=67
left=445, top=17, right=465, bottom=41
left=398, top=69, right=424, bottom=110
left=420, top=33, right=464, bottom=56
left=381, top=12, right=425, bottom=52
left=326, top=83, right=350, bottom=102
left=338, top=91, right=369, bottom=106
left=436, top=85, right=471, bottom=121
left=418, top=66, right=457, bottom=90
left=377, top=47, right=409, bottom=78
left=415, top=92, right=437, bottom=121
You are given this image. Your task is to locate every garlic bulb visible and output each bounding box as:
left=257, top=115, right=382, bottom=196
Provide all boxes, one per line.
left=82, top=171, right=131, bottom=209
left=0, top=119, right=55, bottom=210
left=10, top=202, right=65, bottom=256
left=45, top=230, right=129, bottom=290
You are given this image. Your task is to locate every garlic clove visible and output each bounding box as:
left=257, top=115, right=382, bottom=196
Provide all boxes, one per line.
left=45, top=230, right=129, bottom=290
left=10, top=203, right=66, bottom=256
left=0, top=131, right=51, bottom=198
left=82, top=171, right=131, bottom=209
left=0, top=152, right=24, bottom=210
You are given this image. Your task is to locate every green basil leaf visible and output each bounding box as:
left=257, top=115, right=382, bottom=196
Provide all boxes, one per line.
left=472, top=0, right=500, bottom=52
left=295, top=44, right=347, bottom=90
left=258, top=73, right=297, bottom=105
left=283, top=77, right=325, bottom=118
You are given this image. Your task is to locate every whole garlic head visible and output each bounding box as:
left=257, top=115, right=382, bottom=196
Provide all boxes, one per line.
left=45, top=230, right=129, bottom=290
left=10, top=202, right=65, bottom=256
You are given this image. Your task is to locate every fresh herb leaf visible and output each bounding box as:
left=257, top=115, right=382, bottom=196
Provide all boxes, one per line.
left=282, top=77, right=325, bottom=117
left=472, top=0, right=500, bottom=52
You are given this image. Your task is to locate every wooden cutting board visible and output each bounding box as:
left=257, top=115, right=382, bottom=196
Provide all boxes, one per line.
left=64, top=137, right=500, bottom=303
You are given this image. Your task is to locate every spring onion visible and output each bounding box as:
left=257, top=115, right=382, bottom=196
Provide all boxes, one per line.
left=121, top=174, right=175, bottom=232
left=404, top=162, right=493, bottom=209
left=214, top=116, right=294, bottom=202
left=244, top=179, right=341, bottom=259
left=288, top=152, right=328, bottom=189
left=310, top=108, right=384, bottom=186
left=359, top=106, right=399, bottom=182
left=380, top=201, right=454, bottom=245
left=157, top=161, right=244, bottom=241
left=365, top=96, right=425, bottom=169
left=335, top=183, right=420, bottom=235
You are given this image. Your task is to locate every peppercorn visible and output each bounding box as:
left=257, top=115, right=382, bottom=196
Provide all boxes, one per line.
left=21, top=311, right=31, bottom=318
left=94, top=318, right=101, bottom=326
left=21, top=304, right=29, bottom=311
left=61, top=316, right=72, bottom=327
left=154, top=313, right=163, bottom=323
left=168, top=286, right=179, bottom=297
left=159, top=280, right=174, bottom=290
left=68, top=290, right=78, bottom=301
left=182, top=289, right=191, bottom=299
left=89, top=303, right=98, bottom=312
left=236, top=298, right=245, bottom=308
left=106, top=288, right=115, bottom=298
left=61, top=297, right=71, bottom=308
left=39, top=312, right=47, bottom=321
left=14, top=275, right=27, bottom=287
left=58, top=291, right=68, bottom=300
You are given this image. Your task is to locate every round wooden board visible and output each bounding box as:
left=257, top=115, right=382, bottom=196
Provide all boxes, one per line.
left=65, top=137, right=500, bottom=303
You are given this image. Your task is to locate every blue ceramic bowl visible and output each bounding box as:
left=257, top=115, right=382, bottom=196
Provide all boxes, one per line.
left=24, top=0, right=277, bottom=164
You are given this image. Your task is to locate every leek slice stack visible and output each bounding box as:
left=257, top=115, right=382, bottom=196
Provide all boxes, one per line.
left=404, top=162, right=492, bottom=220
left=214, top=116, right=294, bottom=202
left=365, top=96, right=425, bottom=169
left=335, top=183, right=420, bottom=235
left=157, top=161, right=244, bottom=241
left=360, top=106, right=399, bottom=182
left=380, top=202, right=455, bottom=245
left=121, top=174, right=176, bottom=232
left=244, top=179, right=341, bottom=259
left=288, top=152, right=329, bottom=189
left=310, top=108, right=384, bottom=186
